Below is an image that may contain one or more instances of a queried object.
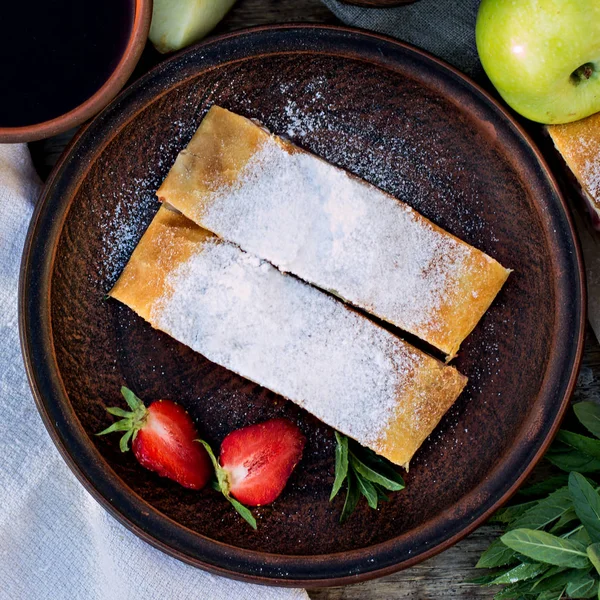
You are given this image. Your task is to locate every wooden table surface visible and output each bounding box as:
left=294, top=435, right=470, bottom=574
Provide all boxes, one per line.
left=31, top=1, right=598, bottom=597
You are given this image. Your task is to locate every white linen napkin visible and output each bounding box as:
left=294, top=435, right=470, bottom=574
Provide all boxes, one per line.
left=0, top=144, right=309, bottom=600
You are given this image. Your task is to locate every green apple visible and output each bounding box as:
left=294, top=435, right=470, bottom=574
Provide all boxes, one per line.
left=149, top=0, right=237, bottom=54
left=476, top=0, right=600, bottom=124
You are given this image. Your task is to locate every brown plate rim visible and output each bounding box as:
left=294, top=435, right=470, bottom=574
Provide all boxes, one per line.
left=0, top=0, right=153, bottom=143
left=19, top=24, right=586, bottom=587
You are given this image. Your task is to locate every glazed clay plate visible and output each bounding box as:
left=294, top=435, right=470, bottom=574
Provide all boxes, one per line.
left=21, top=26, right=585, bottom=586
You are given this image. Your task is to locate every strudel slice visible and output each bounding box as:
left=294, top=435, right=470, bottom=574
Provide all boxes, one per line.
left=110, top=206, right=467, bottom=469
left=548, top=113, right=600, bottom=229
left=157, top=106, right=510, bottom=358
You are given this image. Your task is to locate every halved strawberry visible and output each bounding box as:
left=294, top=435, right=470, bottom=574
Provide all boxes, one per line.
left=98, top=387, right=212, bottom=490
left=220, top=418, right=306, bottom=506
left=199, top=418, right=305, bottom=529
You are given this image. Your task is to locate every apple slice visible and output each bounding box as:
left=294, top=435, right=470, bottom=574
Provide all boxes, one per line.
left=149, top=0, right=237, bottom=54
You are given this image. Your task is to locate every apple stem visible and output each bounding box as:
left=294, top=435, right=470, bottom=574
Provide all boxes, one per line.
left=571, top=63, right=595, bottom=85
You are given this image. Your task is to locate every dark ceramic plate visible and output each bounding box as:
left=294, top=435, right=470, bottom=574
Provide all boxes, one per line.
left=20, top=25, right=585, bottom=586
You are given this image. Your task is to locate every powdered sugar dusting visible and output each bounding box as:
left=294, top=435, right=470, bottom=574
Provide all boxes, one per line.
left=198, top=134, right=473, bottom=344
left=579, top=138, right=600, bottom=199
left=151, top=239, right=428, bottom=448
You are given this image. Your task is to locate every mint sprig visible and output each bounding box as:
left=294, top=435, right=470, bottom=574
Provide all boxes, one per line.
left=470, top=401, right=600, bottom=599
left=330, top=432, right=405, bottom=523
left=197, top=439, right=257, bottom=530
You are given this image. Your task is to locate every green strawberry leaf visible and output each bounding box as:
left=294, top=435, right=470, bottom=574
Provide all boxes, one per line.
left=569, top=472, right=600, bottom=543
left=119, top=429, right=134, bottom=453
left=121, top=386, right=143, bottom=411
left=105, top=407, right=132, bottom=418
left=97, top=419, right=132, bottom=436
left=575, top=402, right=600, bottom=440
left=197, top=439, right=256, bottom=530
left=97, top=387, right=148, bottom=451
left=501, top=529, right=590, bottom=568
left=330, top=432, right=348, bottom=501
left=227, top=496, right=257, bottom=530
left=476, top=539, right=517, bottom=569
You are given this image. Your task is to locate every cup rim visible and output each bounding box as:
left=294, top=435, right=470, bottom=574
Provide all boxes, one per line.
left=0, top=0, right=153, bottom=143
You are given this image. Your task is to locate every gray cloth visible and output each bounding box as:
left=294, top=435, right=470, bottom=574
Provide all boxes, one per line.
left=322, top=0, right=483, bottom=79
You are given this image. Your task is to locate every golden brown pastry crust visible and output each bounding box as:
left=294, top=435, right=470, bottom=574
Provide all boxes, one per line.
left=157, top=106, right=510, bottom=358
left=110, top=206, right=467, bottom=468
left=548, top=113, right=600, bottom=221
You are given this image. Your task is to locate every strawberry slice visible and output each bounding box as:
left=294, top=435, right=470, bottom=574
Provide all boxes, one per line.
left=199, top=418, right=305, bottom=529
left=220, top=419, right=306, bottom=506
left=98, top=387, right=212, bottom=490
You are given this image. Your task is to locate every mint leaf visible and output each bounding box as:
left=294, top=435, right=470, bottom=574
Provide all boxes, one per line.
left=587, top=543, right=600, bottom=575
left=340, top=470, right=360, bottom=524
left=517, top=475, right=569, bottom=498
left=491, top=500, right=539, bottom=524
left=331, top=435, right=405, bottom=521
left=356, top=447, right=405, bottom=486
left=349, top=454, right=404, bottom=491
left=569, top=472, right=600, bottom=542
left=508, top=487, right=572, bottom=531
left=501, top=529, right=590, bottom=568
left=491, top=580, right=535, bottom=598
left=565, top=571, right=596, bottom=598
left=466, top=573, right=502, bottom=585
left=488, top=561, right=547, bottom=584
left=476, top=539, right=517, bottom=569
left=530, top=565, right=567, bottom=589
left=546, top=432, right=600, bottom=472
left=536, top=589, right=566, bottom=600
left=374, top=484, right=390, bottom=502
left=355, top=474, right=378, bottom=509
left=546, top=445, right=600, bottom=473
left=549, top=507, right=578, bottom=534
left=574, top=402, right=600, bottom=439
left=330, top=432, right=348, bottom=501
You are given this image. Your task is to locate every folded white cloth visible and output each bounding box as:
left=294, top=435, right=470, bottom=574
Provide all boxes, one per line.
left=0, top=144, right=309, bottom=600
